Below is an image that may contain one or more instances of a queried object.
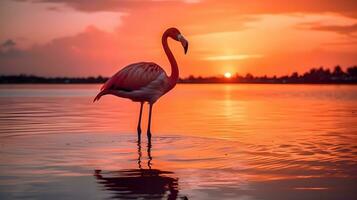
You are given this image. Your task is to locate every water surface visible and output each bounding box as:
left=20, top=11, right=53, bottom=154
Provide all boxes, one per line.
left=0, top=84, right=356, bottom=199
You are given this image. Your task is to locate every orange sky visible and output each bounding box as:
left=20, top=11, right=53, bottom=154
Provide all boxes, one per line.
left=0, top=0, right=357, bottom=77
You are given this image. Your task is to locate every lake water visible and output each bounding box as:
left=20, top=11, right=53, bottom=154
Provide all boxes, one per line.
left=0, top=84, right=356, bottom=200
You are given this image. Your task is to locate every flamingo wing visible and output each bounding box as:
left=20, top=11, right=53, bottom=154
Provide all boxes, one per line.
left=102, top=62, right=165, bottom=91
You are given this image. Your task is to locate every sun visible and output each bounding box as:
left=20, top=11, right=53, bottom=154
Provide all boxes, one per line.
left=224, top=72, right=232, bottom=78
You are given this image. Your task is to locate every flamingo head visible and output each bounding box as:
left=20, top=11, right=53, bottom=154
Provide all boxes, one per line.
left=166, top=27, right=189, bottom=54
left=178, top=34, right=189, bottom=54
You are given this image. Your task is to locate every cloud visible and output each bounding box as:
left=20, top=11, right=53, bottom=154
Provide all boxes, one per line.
left=308, top=23, right=357, bottom=35
left=14, top=0, right=196, bottom=12
left=1, top=39, right=16, bottom=48
left=323, top=40, right=357, bottom=46
left=0, top=26, right=125, bottom=76
left=202, top=54, right=263, bottom=61
left=214, top=0, right=357, bottom=18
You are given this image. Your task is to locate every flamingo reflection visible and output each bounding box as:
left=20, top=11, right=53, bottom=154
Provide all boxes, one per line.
left=94, top=140, right=187, bottom=199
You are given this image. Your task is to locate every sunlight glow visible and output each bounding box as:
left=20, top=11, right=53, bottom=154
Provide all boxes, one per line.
left=224, top=72, right=232, bottom=78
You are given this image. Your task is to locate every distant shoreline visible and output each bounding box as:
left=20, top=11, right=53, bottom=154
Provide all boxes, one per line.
left=1, top=66, right=357, bottom=84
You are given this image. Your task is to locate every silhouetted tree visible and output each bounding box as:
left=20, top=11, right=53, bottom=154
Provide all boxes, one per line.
left=245, top=73, right=254, bottom=80
left=332, top=65, right=345, bottom=77
left=347, top=66, right=357, bottom=77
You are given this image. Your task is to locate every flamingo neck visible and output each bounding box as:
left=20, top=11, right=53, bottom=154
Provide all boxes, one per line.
left=162, top=33, right=179, bottom=88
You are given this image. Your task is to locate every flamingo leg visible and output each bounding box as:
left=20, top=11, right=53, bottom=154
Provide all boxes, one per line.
left=137, top=139, right=142, bottom=169
left=147, top=140, right=152, bottom=169
left=137, top=102, right=144, bottom=141
left=147, top=103, right=153, bottom=142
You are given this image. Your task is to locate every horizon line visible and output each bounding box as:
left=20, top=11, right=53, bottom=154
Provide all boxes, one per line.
left=1, top=65, right=356, bottom=79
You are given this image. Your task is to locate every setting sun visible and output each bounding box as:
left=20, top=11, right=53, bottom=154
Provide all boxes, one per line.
left=224, top=72, right=232, bottom=78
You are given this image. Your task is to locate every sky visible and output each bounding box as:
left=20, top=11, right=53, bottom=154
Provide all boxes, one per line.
left=0, top=0, right=357, bottom=77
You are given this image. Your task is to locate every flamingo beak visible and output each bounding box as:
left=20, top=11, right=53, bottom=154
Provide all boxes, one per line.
left=178, top=34, right=188, bottom=54
left=183, top=40, right=189, bottom=54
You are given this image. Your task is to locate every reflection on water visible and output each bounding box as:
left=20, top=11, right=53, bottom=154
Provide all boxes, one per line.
left=94, top=141, right=185, bottom=200
left=95, top=169, right=179, bottom=199
left=0, top=84, right=356, bottom=199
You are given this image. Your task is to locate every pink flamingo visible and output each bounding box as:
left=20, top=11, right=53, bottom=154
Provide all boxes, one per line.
left=94, top=27, right=188, bottom=141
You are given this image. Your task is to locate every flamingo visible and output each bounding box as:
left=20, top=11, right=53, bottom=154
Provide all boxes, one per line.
left=93, top=27, right=188, bottom=141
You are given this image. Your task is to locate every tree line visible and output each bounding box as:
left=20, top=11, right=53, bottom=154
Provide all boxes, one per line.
left=180, top=66, right=357, bottom=84
left=1, top=66, right=356, bottom=84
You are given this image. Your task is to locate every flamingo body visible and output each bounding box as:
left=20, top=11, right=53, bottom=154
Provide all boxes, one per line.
left=94, top=27, right=188, bottom=141
left=94, top=62, right=170, bottom=103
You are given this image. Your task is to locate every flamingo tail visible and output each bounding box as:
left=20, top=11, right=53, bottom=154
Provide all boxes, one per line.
left=93, top=90, right=107, bottom=102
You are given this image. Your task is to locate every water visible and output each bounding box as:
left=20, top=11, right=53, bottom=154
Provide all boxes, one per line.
left=0, top=84, right=356, bottom=200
